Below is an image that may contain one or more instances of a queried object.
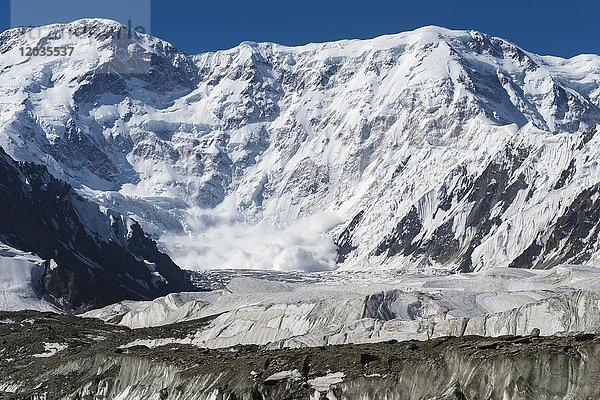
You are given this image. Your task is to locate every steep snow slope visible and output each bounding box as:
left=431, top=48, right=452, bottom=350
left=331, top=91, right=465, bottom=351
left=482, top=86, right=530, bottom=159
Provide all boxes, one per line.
left=1, top=20, right=600, bottom=271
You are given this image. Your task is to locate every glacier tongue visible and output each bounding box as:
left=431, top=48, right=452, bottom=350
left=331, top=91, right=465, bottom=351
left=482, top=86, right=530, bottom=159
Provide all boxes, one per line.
left=87, top=265, right=600, bottom=349
left=2, top=21, right=600, bottom=271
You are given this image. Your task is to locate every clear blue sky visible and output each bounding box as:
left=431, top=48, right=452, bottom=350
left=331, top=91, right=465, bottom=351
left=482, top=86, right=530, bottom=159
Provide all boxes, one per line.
left=1, top=0, right=598, bottom=57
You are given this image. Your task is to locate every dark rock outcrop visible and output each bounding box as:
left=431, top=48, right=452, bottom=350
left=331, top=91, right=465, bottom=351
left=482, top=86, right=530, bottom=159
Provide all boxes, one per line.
left=0, top=147, right=193, bottom=311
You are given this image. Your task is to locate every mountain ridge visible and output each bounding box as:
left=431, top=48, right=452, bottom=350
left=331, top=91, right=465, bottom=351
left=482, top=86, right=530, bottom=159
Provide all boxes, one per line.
left=1, top=19, right=599, bottom=272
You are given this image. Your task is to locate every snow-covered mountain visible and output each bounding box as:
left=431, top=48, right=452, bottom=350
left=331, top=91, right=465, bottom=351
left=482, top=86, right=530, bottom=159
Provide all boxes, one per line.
left=1, top=19, right=600, bottom=272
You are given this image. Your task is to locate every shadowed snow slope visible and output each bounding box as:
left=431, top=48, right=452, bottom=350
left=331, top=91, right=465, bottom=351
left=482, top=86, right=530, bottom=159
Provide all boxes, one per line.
left=1, top=20, right=600, bottom=271
left=86, top=265, right=600, bottom=348
left=0, top=243, right=57, bottom=312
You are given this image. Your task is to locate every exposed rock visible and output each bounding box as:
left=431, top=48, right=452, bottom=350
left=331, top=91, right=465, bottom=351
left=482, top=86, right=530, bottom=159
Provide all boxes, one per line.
left=0, top=147, right=193, bottom=311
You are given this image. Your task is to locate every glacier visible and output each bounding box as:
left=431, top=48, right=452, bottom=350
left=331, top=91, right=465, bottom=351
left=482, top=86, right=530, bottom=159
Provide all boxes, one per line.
left=3, top=310, right=600, bottom=399
left=84, top=265, right=600, bottom=349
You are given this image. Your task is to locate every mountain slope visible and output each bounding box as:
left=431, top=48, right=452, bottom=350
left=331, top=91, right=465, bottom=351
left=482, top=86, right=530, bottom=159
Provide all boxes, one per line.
left=0, top=146, right=192, bottom=311
left=1, top=20, right=600, bottom=272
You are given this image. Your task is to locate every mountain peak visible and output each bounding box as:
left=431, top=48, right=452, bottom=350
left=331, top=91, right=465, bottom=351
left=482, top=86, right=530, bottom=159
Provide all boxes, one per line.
left=3, top=18, right=141, bottom=41
left=0, top=18, right=154, bottom=74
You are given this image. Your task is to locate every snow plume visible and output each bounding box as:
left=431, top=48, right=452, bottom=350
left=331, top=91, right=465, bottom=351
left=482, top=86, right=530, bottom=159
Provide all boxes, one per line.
left=161, top=212, right=343, bottom=272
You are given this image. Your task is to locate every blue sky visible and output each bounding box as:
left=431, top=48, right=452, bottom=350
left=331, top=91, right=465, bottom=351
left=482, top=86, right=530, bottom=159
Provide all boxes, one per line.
left=1, top=0, right=599, bottom=57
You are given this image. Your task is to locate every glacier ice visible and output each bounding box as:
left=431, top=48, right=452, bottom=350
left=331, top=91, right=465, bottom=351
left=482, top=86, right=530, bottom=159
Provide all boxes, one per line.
left=87, top=265, right=600, bottom=349
left=0, top=242, right=58, bottom=312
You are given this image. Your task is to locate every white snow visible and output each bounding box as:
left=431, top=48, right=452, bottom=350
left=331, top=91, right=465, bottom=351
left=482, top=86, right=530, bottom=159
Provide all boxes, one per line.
left=0, top=242, right=58, bottom=312
left=32, top=342, right=68, bottom=358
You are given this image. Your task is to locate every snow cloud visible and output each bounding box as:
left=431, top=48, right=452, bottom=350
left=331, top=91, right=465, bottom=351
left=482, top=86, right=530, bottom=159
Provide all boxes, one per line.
left=161, top=212, right=343, bottom=272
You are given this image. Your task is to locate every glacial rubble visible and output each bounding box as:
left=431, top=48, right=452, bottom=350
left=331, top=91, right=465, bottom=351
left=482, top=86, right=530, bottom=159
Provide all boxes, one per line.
left=1, top=311, right=600, bottom=400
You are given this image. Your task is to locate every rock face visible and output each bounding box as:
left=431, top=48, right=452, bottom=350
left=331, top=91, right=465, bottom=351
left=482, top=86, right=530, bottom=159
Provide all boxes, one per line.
left=1, top=20, right=600, bottom=272
left=1, top=311, right=600, bottom=400
left=0, top=147, right=192, bottom=311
